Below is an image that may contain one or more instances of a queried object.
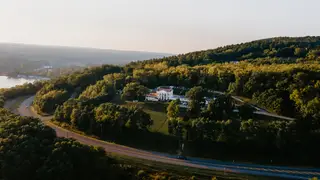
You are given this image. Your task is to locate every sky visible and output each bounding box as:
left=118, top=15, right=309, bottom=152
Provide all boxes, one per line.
left=0, top=0, right=319, bottom=54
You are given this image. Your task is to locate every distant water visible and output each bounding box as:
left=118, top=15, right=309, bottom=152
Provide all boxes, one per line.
left=0, top=76, right=48, bottom=89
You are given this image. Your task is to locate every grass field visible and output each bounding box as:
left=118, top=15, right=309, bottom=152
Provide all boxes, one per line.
left=112, top=95, right=169, bottom=134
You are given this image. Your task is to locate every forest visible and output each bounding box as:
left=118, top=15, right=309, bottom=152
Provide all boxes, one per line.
left=0, top=108, right=200, bottom=180
left=128, top=36, right=320, bottom=67
left=3, top=37, right=320, bottom=167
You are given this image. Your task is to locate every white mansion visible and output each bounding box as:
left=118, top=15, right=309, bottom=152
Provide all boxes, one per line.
left=145, top=86, right=215, bottom=108
left=145, top=86, right=190, bottom=108
left=145, top=86, right=175, bottom=101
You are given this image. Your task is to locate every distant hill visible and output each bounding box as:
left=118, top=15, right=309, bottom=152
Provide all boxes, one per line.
left=129, top=36, right=320, bottom=67
left=0, top=43, right=172, bottom=73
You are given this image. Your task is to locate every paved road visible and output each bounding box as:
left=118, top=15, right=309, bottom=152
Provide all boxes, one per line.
left=16, top=96, right=320, bottom=179
left=212, top=91, right=295, bottom=121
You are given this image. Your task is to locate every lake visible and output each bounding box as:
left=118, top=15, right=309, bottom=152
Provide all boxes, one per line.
left=0, top=76, right=48, bottom=89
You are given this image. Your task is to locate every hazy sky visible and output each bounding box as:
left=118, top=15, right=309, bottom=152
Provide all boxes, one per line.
left=0, top=0, right=319, bottom=53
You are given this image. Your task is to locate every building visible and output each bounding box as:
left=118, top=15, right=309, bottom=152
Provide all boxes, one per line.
left=144, top=86, right=222, bottom=110
left=145, top=93, right=159, bottom=101
left=145, top=86, right=192, bottom=109
left=145, top=86, right=175, bottom=102
left=157, top=88, right=174, bottom=101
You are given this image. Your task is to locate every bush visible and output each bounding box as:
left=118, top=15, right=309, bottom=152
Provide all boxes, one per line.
left=137, top=170, right=147, bottom=178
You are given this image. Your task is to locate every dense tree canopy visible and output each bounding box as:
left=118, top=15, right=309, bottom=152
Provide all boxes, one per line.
left=33, top=65, right=121, bottom=114
left=0, top=108, right=128, bottom=180
left=186, top=86, right=206, bottom=118
left=0, top=108, right=194, bottom=180
left=128, top=36, right=320, bottom=68
left=0, top=81, right=46, bottom=106
left=0, top=95, right=4, bottom=108
left=121, top=82, right=149, bottom=101
left=24, top=36, right=320, bottom=166
left=54, top=100, right=153, bottom=137
left=33, top=36, right=320, bottom=116
left=167, top=99, right=180, bottom=119
left=79, top=80, right=116, bottom=101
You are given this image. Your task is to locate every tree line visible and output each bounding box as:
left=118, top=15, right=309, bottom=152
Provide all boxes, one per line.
left=0, top=108, right=198, bottom=180
left=0, top=81, right=46, bottom=108
left=127, top=36, right=320, bottom=68
left=166, top=87, right=319, bottom=166
left=33, top=65, right=121, bottom=114
left=54, top=99, right=153, bottom=136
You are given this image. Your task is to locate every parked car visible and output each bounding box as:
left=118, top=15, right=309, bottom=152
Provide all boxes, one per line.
left=176, top=155, right=187, bottom=160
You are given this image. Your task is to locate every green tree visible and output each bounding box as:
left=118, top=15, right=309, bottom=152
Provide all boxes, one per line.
left=70, top=106, right=92, bottom=131
left=294, top=48, right=307, bottom=57
left=203, top=95, right=234, bottom=120
left=186, top=86, right=205, bottom=118
left=238, top=103, right=255, bottom=120
left=79, top=80, right=116, bottom=102
left=167, top=99, right=180, bottom=119
left=0, top=95, right=4, bottom=108
left=94, top=103, right=129, bottom=135
left=240, top=119, right=262, bottom=141
left=168, top=118, right=184, bottom=138
left=127, top=106, right=153, bottom=130
left=33, top=89, right=69, bottom=114
left=121, top=82, right=149, bottom=101
left=203, top=99, right=222, bottom=120
left=185, top=86, right=205, bottom=103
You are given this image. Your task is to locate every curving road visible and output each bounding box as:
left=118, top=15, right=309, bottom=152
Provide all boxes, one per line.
left=212, top=91, right=295, bottom=121
left=16, top=96, right=320, bottom=180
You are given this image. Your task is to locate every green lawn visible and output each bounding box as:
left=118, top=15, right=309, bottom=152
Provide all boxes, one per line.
left=144, top=109, right=168, bottom=134
left=112, top=95, right=169, bottom=134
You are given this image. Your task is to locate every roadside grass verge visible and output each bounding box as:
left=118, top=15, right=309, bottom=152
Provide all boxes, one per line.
left=110, top=153, right=277, bottom=180
left=49, top=119, right=177, bottom=153
left=4, top=96, right=29, bottom=113
left=50, top=120, right=107, bottom=142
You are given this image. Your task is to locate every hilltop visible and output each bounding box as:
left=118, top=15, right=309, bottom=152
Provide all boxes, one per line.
left=129, top=36, right=320, bottom=67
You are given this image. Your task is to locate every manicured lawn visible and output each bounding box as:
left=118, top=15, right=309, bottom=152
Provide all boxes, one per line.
left=125, top=102, right=169, bottom=134
left=144, top=109, right=168, bottom=134
left=112, top=95, right=169, bottom=134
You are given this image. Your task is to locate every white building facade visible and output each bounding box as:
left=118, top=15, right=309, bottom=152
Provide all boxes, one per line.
left=145, top=93, right=159, bottom=101
left=157, top=89, right=174, bottom=101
